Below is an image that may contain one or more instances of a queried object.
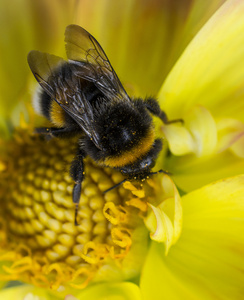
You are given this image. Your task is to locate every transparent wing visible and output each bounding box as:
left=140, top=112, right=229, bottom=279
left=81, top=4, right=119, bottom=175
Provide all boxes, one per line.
left=27, top=50, right=102, bottom=149
left=27, top=50, right=66, bottom=97
left=65, top=24, right=131, bottom=102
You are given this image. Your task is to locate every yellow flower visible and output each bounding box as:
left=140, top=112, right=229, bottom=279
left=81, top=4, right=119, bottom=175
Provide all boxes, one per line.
left=0, top=0, right=244, bottom=299
left=159, top=0, right=244, bottom=192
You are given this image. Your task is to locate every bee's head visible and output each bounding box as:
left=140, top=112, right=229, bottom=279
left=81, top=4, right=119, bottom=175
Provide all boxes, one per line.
left=120, top=138, right=162, bottom=179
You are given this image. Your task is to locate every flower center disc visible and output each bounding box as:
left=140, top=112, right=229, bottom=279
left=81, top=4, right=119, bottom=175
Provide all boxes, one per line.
left=0, top=129, right=148, bottom=291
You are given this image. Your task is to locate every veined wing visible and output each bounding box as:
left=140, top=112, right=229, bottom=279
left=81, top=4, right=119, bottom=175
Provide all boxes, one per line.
left=65, top=24, right=131, bottom=103
left=27, top=50, right=102, bottom=149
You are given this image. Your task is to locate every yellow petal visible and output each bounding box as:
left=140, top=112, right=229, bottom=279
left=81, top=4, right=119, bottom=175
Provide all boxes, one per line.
left=162, top=125, right=195, bottom=156
left=216, top=118, right=244, bottom=154
left=65, top=296, right=78, bottom=300
left=164, top=116, right=244, bottom=193
left=145, top=175, right=182, bottom=254
left=230, top=134, right=244, bottom=158
left=141, top=175, right=244, bottom=300
left=161, top=176, right=182, bottom=244
left=159, top=0, right=244, bottom=122
left=146, top=203, right=174, bottom=247
left=166, top=149, right=244, bottom=192
left=0, top=285, right=52, bottom=300
left=163, top=106, right=217, bottom=156
left=75, top=282, right=142, bottom=300
left=216, top=118, right=244, bottom=158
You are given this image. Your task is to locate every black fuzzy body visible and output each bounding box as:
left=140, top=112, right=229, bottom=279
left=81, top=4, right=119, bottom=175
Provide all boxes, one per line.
left=37, top=63, right=161, bottom=178
left=83, top=99, right=153, bottom=157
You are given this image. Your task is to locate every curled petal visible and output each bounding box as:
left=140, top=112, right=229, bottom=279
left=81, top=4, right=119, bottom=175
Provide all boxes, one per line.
left=145, top=176, right=182, bottom=254
left=146, top=203, right=174, bottom=246
left=162, top=125, right=195, bottom=156
left=163, top=106, right=217, bottom=156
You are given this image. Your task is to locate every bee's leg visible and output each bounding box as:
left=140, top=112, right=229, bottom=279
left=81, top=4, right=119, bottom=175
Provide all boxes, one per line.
left=149, top=169, right=172, bottom=176
left=35, top=127, right=78, bottom=139
left=103, top=179, right=127, bottom=194
left=144, top=97, right=184, bottom=124
left=70, top=149, right=86, bottom=226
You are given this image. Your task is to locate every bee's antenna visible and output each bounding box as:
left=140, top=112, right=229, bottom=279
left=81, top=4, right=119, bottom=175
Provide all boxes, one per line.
left=103, top=179, right=127, bottom=194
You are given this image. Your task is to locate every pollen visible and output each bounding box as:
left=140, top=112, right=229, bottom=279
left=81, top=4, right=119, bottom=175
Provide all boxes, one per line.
left=0, top=127, right=152, bottom=292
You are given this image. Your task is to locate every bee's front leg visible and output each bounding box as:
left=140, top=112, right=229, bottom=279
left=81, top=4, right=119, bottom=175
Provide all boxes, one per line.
left=144, top=97, right=184, bottom=125
left=70, top=148, right=86, bottom=225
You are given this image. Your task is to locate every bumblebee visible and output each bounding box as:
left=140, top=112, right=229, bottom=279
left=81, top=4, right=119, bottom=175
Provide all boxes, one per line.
left=28, top=25, right=181, bottom=224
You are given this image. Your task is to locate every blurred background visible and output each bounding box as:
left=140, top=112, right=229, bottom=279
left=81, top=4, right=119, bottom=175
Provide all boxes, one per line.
left=0, top=0, right=225, bottom=134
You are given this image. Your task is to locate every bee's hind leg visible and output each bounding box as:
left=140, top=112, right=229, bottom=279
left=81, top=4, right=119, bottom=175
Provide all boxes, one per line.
left=70, top=149, right=86, bottom=226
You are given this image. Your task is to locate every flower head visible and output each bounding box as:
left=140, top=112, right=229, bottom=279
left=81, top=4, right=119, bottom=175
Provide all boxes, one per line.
left=0, top=124, right=151, bottom=292
left=0, top=0, right=244, bottom=299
